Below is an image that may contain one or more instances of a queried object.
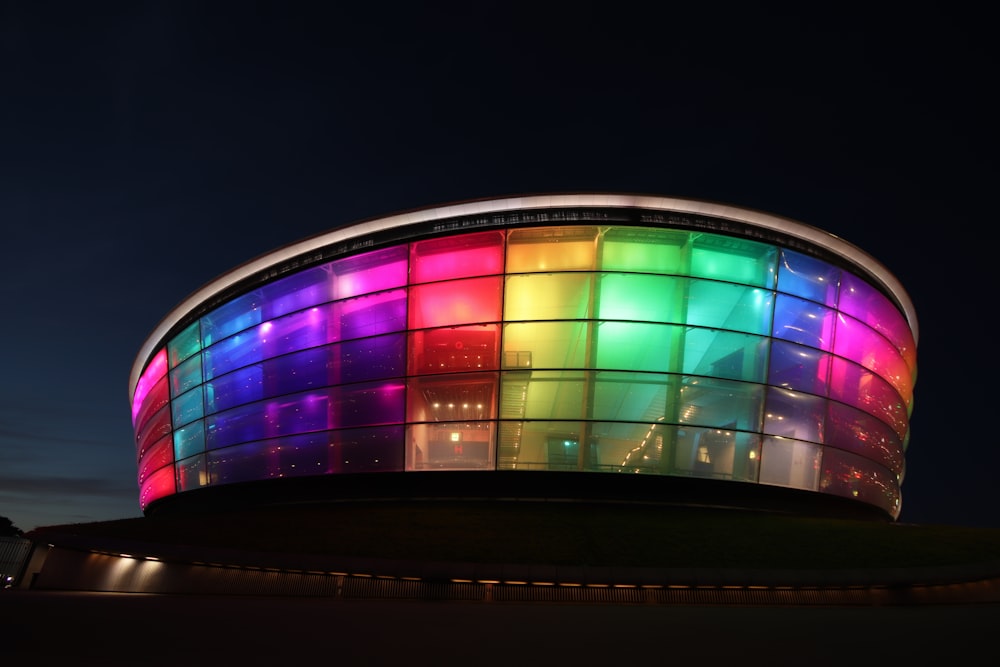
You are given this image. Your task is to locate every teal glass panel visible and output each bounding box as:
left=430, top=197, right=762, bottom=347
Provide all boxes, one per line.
left=763, top=387, right=825, bottom=443
left=676, top=376, right=764, bottom=431
left=597, top=273, right=685, bottom=324
left=410, top=230, right=505, bottom=283
left=506, top=226, right=599, bottom=272
left=683, top=328, right=769, bottom=382
left=169, top=353, right=203, bottom=398
left=773, top=294, right=835, bottom=351
left=502, top=321, right=588, bottom=370
left=168, top=321, right=202, bottom=369
left=820, top=447, right=900, bottom=518
left=600, top=227, right=691, bottom=274
left=759, top=436, right=823, bottom=491
left=503, top=273, right=592, bottom=321
left=171, top=386, right=204, bottom=428
left=690, top=234, right=777, bottom=287
left=685, top=279, right=773, bottom=335
left=173, top=420, right=205, bottom=460
left=594, top=322, right=678, bottom=373
left=201, top=290, right=263, bottom=347
left=777, top=249, right=840, bottom=307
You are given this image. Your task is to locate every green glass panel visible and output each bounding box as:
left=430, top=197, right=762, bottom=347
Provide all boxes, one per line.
left=592, top=372, right=669, bottom=422
left=686, top=280, right=774, bottom=335
left=502, top=322, right=588, bottom=370
left=594, top=322, right=677, bottom=373
left=168, top=321, right=202, bottom=368
left=597, top=273, right=686, bottom=323
left=600, top=227, right=691, bottom=273
left=683, top=328, right=769, bottom=382
left=690, top=234, right=777, bottom=287
left=677, top=376, right=764, bottom=431
left=503, top=273, right=593, bottom=321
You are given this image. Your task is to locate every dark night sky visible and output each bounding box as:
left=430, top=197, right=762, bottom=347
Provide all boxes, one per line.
left=1, top=2, right=996, bottom=531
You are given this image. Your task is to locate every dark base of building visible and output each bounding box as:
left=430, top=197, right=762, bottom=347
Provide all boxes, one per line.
left=144, top=471, right=892, bottom=522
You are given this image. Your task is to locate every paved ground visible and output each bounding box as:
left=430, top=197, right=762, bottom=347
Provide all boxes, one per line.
left=2, top=590, right=997, bottom=665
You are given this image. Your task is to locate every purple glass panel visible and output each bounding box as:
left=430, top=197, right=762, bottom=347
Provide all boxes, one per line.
left=762, top=387, right=825, bottom=443
left=205, top=364, right=264, bottom=415
left=261, top=264, right=334, bottom=320
left=330, top=381, right=406, bottom=429
left=828, top=358, right=909, bottom=439
left=205, top=391, right=335, bottom=450
left=834, top=313, right=912, bottom=403
left=330, top=334, right=407, bottom=383
left=826, top=401, right=905, bottom=475
left=330, top=289, right=407, bottom=341
left=776, top=249, right=840, bottom=306
left=331, top=246, right=408, bottom=300
left=767, top=340, right=830, bottom=395
left=820, top=447, right=900, bottom=518
left=772, top=294, right=835, bottom=351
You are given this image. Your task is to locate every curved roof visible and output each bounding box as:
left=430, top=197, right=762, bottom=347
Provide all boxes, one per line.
left=130, top=194, right=918, bottom=400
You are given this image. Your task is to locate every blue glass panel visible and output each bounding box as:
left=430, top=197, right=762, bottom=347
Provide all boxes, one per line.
left=763, top=387, right=824, bottom=443
left=777, top=249, right=840, bottom=306
left=772, top=294, right=835, bottom=350
left=202, top=331, right=260, bottom=380
left=168, top=321, right=202, bottom=369
left=201, top=291, right=263, bottom=346
left=332, top=289, right=408, bottom=341
left=767, top=340, right=830, bottom=395
left=261, top=264, right=333, bottom=320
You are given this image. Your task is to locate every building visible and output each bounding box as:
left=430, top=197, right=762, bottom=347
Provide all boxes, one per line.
left=128, top=194, right=918, bottom=521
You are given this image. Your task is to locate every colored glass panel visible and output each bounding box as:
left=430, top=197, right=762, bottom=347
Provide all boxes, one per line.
left=133, top=373, right=170, bottom=437
left=409, top=325, right=499, bottom=374
left=330, top=246, right=408, bottom=300
left=820, top=447, right=900, bottom=518
left=176, top=454, right=208, bottom=491
left=406, top=422, right=494, bottom=470
left=834, top=312, right=913, bottom=403
left=506, top=226, right=599, bottom=272
left=839, top=273, right=916, bottom=372
left=168, top=321, right=202, bottom=369
left=171, top=386, right=204, bottom=427
left=170, top=354, right=202, bottom=398
left=201, top=291, right=263, bottom=347
left=502, top=321, right=588, bottom=370
left=758, top=436, right=823, bottom=491
left=137, top=434, right=173, bottom=485
left=828, top=358, right=908, bottom=439
left=410, top=230, right=505, bottom=283
left=763, top=387, right=825, bottom=443
left=767, top=340, right=831, bottom=396
left=173, top=420, right=205, bottom=460
left=826, top=401, right=904, bottom=475
left=772, top=294, right=836, bottom=351
left=597, top=273, right=684, bottom=324
left=683, top=328, right=769, bottom=383
left=689, top=234, right=777, bottom=288
left=685, top=279, right=773, bottom=335
left=132, top=348, right=168, bottom=427
left=260, top=264, right=333, bottom=320
left=776, top=249, right=840, bottom=307
left=408, top=276, right=502, bottom=329
left=594, top=322, right=679, bottom=373
left=136, top=404, right=172, bottom=461
left=139, top=464, right=176, bottom=510
left=504, top=273, right=592, bottom=321
left=600, top=227, right=689, bottom=274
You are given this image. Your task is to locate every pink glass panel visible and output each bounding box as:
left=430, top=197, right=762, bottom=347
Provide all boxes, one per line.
left=410, top=231, right=505, bottom=283
left=331, top=246, right=408, bottom=300
left=838, top=273, right=917, bottom=373
left=132, top=348, right=168, bottom=426
left=139, top=464, right=176, bottom=510
left=137, top=434, right=174, bottom=484
left=834, top=313, right=913, bottom=404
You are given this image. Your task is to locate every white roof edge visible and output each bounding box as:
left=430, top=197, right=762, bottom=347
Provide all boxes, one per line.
left=129, top=194, right=918, bottom=399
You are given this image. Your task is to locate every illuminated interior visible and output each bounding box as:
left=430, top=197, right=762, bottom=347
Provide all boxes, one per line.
left=130, top=197, right=917, bottom=519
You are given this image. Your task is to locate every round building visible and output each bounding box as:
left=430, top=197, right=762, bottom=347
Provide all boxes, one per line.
left=128, top=194, right=918, bottom=521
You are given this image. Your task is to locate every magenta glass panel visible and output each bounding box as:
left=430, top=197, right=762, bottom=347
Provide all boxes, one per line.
left=410, top=231, right=505, bottom=283
left=330, top=246, right=408, bottom=300
left=826, top=401, right=905, bottom=475
left=772, top=294, right=835, bottom=351
left=260, top=264, right=334, bottom=320
left=828, top=357, right=909, bottom=439
left=838, top=273, right=917, bottom=373
left=133, top=373, right=170, bottom=437
left=776, top=249, right=840, bottom=307
left=763, top=387, right=825, bottom=443
left=820, top=447, right=900, bottom=518
left=132, top=348, right=168, bottom=427
left=139, top=464, right=176, bottom=510
left=767, top=340, right=830, bottom=395
left=136, top=405, right=172, bottom=461
left=408, top=276, right=503, bottom=330
left=408, top=325, right=500, bottom=375
left=137, top=434, right=173, bottom=484
left=834, top=313, right=912, bottom=403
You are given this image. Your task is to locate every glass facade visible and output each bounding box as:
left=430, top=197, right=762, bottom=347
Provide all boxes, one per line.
left=130, top=204, right=917, bottom=520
